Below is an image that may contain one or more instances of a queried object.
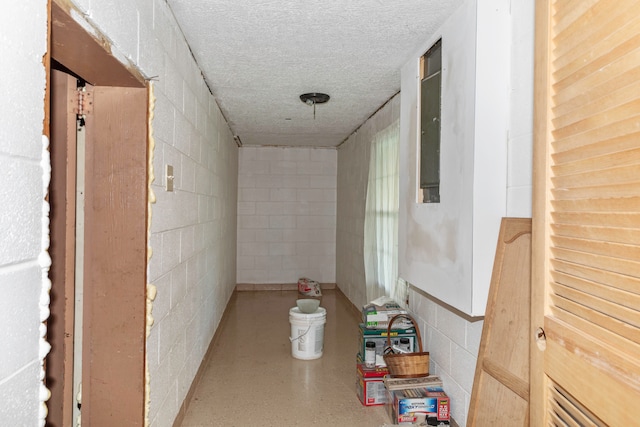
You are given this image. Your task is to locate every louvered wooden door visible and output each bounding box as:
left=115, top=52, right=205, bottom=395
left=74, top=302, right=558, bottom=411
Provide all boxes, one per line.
left=532, top=1, right=640, bottom=425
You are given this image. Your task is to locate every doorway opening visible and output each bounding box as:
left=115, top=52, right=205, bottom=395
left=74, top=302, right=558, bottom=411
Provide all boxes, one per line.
left=46, top=2, right=148, bottom=426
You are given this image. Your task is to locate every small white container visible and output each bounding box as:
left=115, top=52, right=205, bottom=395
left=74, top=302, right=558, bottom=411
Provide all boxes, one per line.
left=365, top=341, right=376, bottom=368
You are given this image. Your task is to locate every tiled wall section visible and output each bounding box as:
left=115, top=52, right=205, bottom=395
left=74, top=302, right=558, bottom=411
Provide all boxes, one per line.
left=408, top=288, right=483, bottom=426
left=237, top=146, right=337, bottom=285
left=64, top=1, right=239, bottom=426
left=0, top=1, right=48, bottom=425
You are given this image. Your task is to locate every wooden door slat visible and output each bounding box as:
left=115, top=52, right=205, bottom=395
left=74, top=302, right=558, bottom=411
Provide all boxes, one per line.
left=554, top=14, right=640, bottom=82
left=552, top=284, right=640, bottom=334
left=553, top=64, right=640, bottom=118
left=552, top=223, right=640, bottom=246
left=553, top=0, right=638, bottom=65
left=553, top=80, right=640, bottom=131
left=551, top=258, right=640, bottom=295
left=552, top=115, right=640, bottom=153
left=549, top=386, right=603, bottom=427
left=551, top=182, right=640, bottom=201
left=552, top=0, right=599, bottom=35
left=552, top=269, right=640, bottom=311
left=551, top=212, right=640, bottom=228
left=552, top=235, right=640, bottom=261
left=552, top=131, right=640, bottom=164
left=551, top=247, right=640, bottom=281
left=553, top=31, right=640, bottom=93
left=551, top=196, right=640, bottom=213
left=552, top=148, right=640, bottom=178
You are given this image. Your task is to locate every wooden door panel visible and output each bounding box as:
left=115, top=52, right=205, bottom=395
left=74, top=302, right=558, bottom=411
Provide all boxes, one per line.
left=82, top=85, right=147, bottom=427
left=468, top=218, right=532, bottom=426
left=533, top=1, right=640, bottom=424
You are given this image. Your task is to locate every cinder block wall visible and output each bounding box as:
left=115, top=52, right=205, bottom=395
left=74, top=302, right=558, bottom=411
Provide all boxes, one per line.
left=237, top=146, right=337, bottom=285
left=0, top=2, right=49, bottom=424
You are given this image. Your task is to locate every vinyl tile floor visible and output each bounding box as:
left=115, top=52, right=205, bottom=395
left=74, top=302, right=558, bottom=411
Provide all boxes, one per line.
left=179, top=289, right=393, bottom=427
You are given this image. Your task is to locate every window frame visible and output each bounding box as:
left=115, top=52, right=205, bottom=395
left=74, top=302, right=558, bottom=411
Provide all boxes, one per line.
left=419, top=38, right=442, bottom=204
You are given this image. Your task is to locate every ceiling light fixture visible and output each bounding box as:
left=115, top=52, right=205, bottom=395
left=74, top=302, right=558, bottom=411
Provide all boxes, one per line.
left=300, top=92, right=330, bottom=119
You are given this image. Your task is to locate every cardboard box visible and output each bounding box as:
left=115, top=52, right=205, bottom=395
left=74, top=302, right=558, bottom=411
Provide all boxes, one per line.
left=362, top=301, right=408, bottom=329
left=358, top=323, right=417, bottom=360
left=356, top=363, right=389, bottom=406
left=387, top=386, right=450, bottom=425
left=383, top=375, right=443, bottom=391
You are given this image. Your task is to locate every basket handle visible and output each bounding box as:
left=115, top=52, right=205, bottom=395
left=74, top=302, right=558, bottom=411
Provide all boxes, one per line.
left=386, top=313, right=423, bottom=353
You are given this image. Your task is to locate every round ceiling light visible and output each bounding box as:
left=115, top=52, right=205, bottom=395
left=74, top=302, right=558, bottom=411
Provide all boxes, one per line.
left=300, top=93, right=330, bottom=105
left=300, top=93, right=330, bottom=119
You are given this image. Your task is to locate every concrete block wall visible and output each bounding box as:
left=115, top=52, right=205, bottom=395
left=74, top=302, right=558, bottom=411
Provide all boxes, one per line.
left=146, top=90, right=237, bottom=427
left=0, top=1, right=50, bottom=425
left=407, top=289, right=483, bottom=425
left=237, top=146, right=336, bottom=285
left=45, top=1, right=239, bottom=426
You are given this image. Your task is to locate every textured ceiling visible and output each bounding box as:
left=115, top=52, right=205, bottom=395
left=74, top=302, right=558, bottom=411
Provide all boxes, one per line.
left=167, top=0, right=462, bottom=147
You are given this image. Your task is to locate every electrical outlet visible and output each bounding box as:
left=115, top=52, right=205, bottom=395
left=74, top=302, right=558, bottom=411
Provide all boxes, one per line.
left=165, top=165, right=174, bottom=192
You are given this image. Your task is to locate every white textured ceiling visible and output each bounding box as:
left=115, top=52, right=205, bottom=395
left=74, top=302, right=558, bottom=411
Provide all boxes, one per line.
left=167, top=0, right=462, bottom=147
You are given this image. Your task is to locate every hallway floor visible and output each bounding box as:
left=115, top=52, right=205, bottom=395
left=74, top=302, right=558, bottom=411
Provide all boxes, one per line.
left=179, top=289, right=391, bottom=426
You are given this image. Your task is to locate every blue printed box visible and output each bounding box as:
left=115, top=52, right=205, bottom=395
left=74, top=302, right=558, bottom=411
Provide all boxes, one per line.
left=387, top=386, right=450, bottom=425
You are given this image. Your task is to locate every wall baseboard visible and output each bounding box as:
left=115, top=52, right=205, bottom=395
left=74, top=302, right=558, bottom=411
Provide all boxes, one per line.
left=236, top=282, right=336, bottom=291
left=334, top=284, right=362, bottom=318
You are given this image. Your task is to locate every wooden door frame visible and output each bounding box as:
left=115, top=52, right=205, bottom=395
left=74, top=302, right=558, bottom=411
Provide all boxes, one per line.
left=47, top=1, right=148, bottom=425
left=47, top=69, right=79, bottom=427
left=530, top=0, right=551, bottom=424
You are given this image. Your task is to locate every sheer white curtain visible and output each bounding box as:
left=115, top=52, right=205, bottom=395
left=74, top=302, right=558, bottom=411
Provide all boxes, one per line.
left=364, top=121, right=400, bottom=302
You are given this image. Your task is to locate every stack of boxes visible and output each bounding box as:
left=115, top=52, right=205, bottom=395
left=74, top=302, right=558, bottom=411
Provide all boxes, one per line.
left=356, top=300, right=416, bottom=407
left=354, top=299, right=451, bottom=425
left=355, top=322, right=418, bottom=406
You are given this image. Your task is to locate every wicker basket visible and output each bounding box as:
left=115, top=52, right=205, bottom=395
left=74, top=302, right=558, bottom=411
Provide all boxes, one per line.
left=383, top=314, right=430, bottom=378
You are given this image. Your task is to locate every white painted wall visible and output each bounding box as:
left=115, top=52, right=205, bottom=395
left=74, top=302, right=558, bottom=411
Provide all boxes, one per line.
left=398, top=0, right=512, bottom=316
left=337, top=1, right=534, bottom=425
left=237, top=146, right=336, bottom=285
left=0, top=1, right=50, bottom=426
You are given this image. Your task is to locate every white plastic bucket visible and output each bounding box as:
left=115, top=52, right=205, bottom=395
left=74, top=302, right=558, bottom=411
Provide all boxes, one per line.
left=289, top=307, right=326, bottom=360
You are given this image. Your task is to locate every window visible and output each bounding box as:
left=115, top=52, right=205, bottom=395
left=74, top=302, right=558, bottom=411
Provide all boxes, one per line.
left=364, top=121, right=400, bottom=301
left=419, top=39, right=442, bottom=203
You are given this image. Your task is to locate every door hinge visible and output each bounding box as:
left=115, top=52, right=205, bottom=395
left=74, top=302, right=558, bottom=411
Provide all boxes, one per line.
left=72, top=89, right=93, bottom=116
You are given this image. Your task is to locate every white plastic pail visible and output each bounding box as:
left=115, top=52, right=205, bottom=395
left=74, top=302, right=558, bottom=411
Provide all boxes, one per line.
left=289, top=306, right=326, bottom=360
